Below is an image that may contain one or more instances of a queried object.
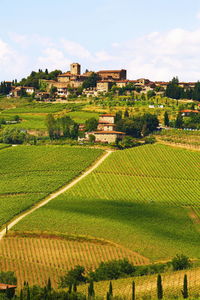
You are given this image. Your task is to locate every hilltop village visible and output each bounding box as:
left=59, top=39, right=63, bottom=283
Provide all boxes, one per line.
left=7, top=62, right=198, bottom=100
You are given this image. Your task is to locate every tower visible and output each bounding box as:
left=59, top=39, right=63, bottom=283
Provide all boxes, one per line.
left=70, top=63, right=81, bottom=75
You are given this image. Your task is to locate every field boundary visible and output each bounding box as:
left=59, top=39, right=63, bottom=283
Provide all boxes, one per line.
left=0, top=150, right=112, bottom=241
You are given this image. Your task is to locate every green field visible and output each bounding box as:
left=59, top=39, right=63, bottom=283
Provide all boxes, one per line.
left=0, top=145, right=103, bottom=228
left=66, top=111, right=99, bottom=123
left=13, top=144, right=200, bottom=261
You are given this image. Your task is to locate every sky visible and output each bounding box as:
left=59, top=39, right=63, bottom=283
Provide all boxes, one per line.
left=1, top=0, right=200, bottom=82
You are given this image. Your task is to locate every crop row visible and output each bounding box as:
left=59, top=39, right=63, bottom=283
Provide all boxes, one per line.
left=0, top=145, right=103, bottom=227
left=0, top=236, right=148, bottom=288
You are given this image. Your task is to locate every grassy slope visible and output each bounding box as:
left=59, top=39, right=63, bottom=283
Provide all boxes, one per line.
left=13, top=144, right=200, bottom=261
left=0, top=145, right=103, bottom=227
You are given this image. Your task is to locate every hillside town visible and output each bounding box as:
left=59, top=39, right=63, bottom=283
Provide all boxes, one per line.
left=5, top=62, right=199, bottom=100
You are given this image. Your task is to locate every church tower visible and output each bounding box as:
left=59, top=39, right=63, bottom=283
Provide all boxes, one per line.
left=70, top=63, right=81, bottom=75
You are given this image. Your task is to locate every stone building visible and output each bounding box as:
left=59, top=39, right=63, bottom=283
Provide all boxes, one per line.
left=96, top=81, right=114, bottom=93
left=86, top=114, right=125, bottom=143
left=97, top=69, right=127, bottom=81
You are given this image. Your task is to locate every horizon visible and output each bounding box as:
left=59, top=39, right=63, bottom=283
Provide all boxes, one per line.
left=1, top=0, right=200, bottom=82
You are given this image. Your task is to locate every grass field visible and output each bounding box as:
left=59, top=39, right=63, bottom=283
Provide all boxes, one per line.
left=13, top=144, right=200, bottom=261
left=66, top=111, right=99, bottom=123
left=0, top=145, right=103, bottom=228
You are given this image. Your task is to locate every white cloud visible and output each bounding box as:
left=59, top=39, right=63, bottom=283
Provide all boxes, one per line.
left=61, top=39, right=91, bottom=59
left=121, top=28, right=200, bottom=81
left=3, top=28, right=200, bottom=82
left=37, top=48, right=71, bottom=71
left=0, top=39, right=27, bottom=80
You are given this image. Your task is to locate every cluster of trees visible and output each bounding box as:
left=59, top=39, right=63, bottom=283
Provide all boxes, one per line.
left=164, top=110, right=200, bottom=129
left=115, top=111, right=159, bottom=138
left=82, top=73, right=100, bottom=89
left=18, top=69, right=62, bottom=89
left=0, top=82, right=12, bottom=95
left=111, top=83, right=142, bottom=95
left=46, top=114, right=79, bottom=140
left=59, top=255, right=191, bottom=288
left=165, top=77, right=200, bottom=100
left=0, top=128, right=30, bottom=144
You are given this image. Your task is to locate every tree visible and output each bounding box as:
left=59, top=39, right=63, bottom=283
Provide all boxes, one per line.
left=73, top=282, right=77, bottom=292
left=164, top=111, right=169, bottom=126
left=132, top=281, right=135, bottom=300
left=115, top=111, right=123, bottom=123
left=46, top=114, right=56, bottom=139
left=82, top=72, right=100, bottom=89
left=124, top=109, right=129, bottom=118
left=157, top=274, right=163, bottom=299
left=47, top=278, right=52, bottom=292
left=5, top=286, right=15, bottom=299
left=85, top=118, right=98, bottom=132
left=165, top=77, right=182, bottom=99
left=182, top=274, right=188, bottom=299
left=1, top=128, right=28, bottom=144
left=171, top=254, right=191, bottom=271
left=59, top=265, right=86, bottom=288
left=175, top=112, right=183, bottom=129
left=88, top=281, right=95, bottom=298
left=147, top=90, right=156, bottom=99
left=89, top=134, right=96, bottom=143
left=109, top=282, right=113, bottom=296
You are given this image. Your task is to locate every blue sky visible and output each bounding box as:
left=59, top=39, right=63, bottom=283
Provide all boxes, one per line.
left=1, top=0, right=200, bottom=81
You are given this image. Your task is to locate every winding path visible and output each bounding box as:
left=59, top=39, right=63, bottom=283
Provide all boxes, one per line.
left=0, top=150, right=112, bottom=241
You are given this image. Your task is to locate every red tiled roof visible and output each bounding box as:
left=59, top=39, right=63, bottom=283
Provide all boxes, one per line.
left=180, top=110, right=199, bottom=113
left=100, top=114, right=115, bottom=117
left=0, top=283, right=17, bottom=290
left=94, top=131, right=125, bottom=134
left=98, top=70, right=126, bottom=73
left=58, top=72, right=72, bottom=77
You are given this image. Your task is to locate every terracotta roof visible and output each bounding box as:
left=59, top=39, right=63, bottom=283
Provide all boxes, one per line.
left=98, top=70, right=126, bottom=73
left=58, top=72, right=73, bottom=77
left=94, top=131, right=125, bottom=134
left=0, top=283, right=17, bottom=290
left=180, top=110, right=199, bottom=113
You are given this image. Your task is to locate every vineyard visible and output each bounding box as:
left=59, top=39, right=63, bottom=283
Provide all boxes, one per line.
left=0, top=234, right=149, bottom=288
left=13, top=144, right=200, bottom=261
left=0, top=145, right=103, bottom=227
left=155, top=128, right=200, bottom=150
left=78, top=267, right=200, bottom=299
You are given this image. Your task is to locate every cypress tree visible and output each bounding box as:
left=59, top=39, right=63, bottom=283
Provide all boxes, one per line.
left=132, top=280, right=135, bottom=300
left=20, top=290, right=23, bottom=300
left=157, top=274, right=163, bottom=299
left=47, top=277, right=52, bottom=292
left=106, top=292, right=110, bottom=300
left=175, top=112, right=183, bottom=128
left=164, top=111, right=169, bottom=126
left=124, top=109, right=129, bottom=118
left=109, top=281, right=113, bottom=296
left=88, top=280, right=95, bottom=298
left=182, top=274, right=188, bottom=298
left=73, top=282, right=77, bottom=292
left=68, top=283, right=72, bottom=294
left=27, top=286, right=30, bottom=300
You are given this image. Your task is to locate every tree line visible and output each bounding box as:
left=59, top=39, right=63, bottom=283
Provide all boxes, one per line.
left=46, top=114, right=79, bottom=140
left=165, top=77, right=200, bottom=101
